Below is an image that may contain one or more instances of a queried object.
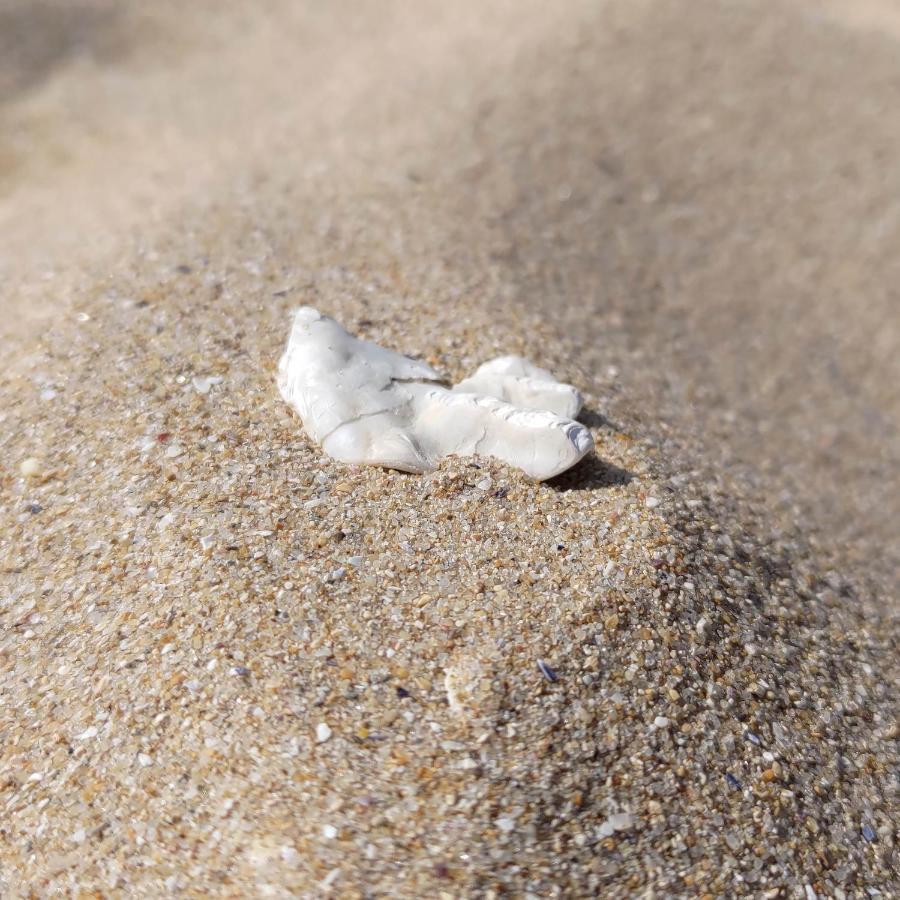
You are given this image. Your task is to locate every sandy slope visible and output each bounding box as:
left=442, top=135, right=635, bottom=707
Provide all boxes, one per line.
left=0, top=1, right=897, bottom=895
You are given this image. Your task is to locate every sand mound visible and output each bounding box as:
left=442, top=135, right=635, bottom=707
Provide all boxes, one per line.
left=1, top=279, right=894, bottom=896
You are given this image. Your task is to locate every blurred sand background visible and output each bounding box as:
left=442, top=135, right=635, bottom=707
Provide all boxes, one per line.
left=2, top=0, right=897, bottom=592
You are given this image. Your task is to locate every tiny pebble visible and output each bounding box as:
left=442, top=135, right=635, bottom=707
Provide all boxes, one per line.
left=609, top=812, right=633, bottom=832
left=230, top=666, right=251, bottom=677
left=75, top=726, right=98, bottom=741
left=19, top=457, right=43, bottom=478
left=316, top=722, right=332, bottom=743
left=322, top=824, right=338, bottom=839
left=321, top=869, right=341, bottom=889
left=653, top=716, right=670, bottom=729
left=192, top=375, right=223, bottom=394
left=137, top=753, right=153, bottom=767
left=725, top=772, right=742, bottom=790
left=537, top=659, right=558, bottom=682
left=644, top=496, right=660, bottom=508
left=861, top=823, right=876, bottom=842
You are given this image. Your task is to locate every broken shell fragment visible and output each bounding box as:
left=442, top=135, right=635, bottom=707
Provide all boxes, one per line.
left=453, top=355, right=584, bottom=419
left=276, top=307, right=593, bottom=480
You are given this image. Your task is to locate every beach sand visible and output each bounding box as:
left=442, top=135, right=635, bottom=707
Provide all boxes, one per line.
left=1, top=1, right=897, bottom=895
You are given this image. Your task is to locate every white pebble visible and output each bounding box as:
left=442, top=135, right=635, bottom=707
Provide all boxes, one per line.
left=644, top=496, right=660, bottom=509
left=137, top=753, right=153, bottom=767
left=192, top=375, right=223, bottom=395
left=496, top=816, right=516, bottom=833
left=653, top=716, right=670, bottom=729
left=280, top=845, right=300, bottom=865
left=316, top=722, right=332, bottom=743
left=70, top=828, right=86, bottom=844
left=322, top=824, right=338, bottom=840
left=165, top=444, right=183, bottom=458
left=19, top=457, right=42, bottom=478
left=609, top=812, right=634, bottom=832
left=75, top=726, right=98, bottom=741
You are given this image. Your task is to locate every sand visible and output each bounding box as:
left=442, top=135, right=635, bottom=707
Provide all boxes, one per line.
left=1, top=1, right=897, bottom=896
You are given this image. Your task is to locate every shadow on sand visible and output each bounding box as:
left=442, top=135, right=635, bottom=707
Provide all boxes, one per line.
left=546, top=407, right=634, bottom=492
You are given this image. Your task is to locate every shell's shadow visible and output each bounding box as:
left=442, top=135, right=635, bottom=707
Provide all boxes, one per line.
left=577, top=408, right=622, bottom=431
left=548, top=452, right=633, bottom=492
left=546, top=407, right=634, bottom=492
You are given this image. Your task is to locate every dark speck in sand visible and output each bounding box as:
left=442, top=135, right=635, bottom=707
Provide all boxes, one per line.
left=395, top=686, right=411, bottom=699
left=862, top=823, right=876, bottom=842
left=725, top=772, right=742, bottom=790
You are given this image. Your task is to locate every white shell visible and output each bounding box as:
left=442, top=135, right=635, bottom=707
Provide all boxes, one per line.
left=276, top=307, right=592, bottom=480
left=453, top=355, right=583, bottom=419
